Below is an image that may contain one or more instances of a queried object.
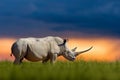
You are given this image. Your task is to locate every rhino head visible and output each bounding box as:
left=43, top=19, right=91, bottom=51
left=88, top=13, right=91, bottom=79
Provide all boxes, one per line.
left=59, top=39, right=93, bottom=61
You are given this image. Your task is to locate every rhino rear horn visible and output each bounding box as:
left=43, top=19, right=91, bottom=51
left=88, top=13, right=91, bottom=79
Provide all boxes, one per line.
left=72, top=47, right=77, bottom=52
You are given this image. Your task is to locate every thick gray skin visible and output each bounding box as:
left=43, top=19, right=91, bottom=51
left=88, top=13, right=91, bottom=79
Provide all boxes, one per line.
left=11, top=36, right=92, bottom=64
left=11, top=36, right=74, bottom=64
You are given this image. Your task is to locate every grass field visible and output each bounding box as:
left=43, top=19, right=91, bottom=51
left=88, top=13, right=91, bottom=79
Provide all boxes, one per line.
left=0, top=60, right=120, bottom=80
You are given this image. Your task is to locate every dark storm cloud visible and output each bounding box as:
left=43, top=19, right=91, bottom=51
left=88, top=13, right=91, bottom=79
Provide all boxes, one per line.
left=0, top=0, right=120, bottom=38
left=51, top=15, right=120, bottom=37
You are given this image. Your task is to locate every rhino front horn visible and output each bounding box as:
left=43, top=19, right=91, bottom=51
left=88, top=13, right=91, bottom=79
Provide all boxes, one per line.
left=74, top=46, right=93, bottom=56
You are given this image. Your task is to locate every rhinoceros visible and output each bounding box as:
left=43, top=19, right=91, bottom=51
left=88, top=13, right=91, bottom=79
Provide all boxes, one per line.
left=11, top=36, right=92, bottom=64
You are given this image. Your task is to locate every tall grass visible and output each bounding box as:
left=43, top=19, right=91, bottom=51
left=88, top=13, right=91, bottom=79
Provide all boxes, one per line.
left=0, top=61, right=120, bottom=80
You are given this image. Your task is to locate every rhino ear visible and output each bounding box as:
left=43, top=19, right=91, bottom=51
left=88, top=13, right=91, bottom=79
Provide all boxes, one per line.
left=58, top=39, right=68, bottom=46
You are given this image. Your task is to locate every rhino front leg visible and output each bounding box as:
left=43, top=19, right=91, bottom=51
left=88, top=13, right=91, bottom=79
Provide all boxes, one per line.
left=42, top=57, right=50, bottom=63
left=50, top=54, right=57, bottom=64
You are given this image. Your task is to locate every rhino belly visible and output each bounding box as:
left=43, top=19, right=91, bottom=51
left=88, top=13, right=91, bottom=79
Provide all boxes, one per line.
left=24, top=52, right=42, bottom=62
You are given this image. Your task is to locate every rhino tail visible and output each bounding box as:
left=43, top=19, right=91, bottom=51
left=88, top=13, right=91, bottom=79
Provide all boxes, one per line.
left=10, top=53, right=12, bottom=56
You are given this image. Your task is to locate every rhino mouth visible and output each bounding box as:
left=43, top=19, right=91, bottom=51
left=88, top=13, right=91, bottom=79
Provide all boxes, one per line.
left=70, top=58, right=75, bottom=61
left=67, top=57, right=76, bottom=61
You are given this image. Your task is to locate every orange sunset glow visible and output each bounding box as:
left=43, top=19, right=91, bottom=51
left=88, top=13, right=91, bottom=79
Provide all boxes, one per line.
left=67, top=38, right=120, bottom=61
left=0, top=37, right=120, bottom=62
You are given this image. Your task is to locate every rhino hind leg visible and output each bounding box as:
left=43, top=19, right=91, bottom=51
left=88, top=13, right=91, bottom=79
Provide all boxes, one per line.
left=13, top=58, right=21, bottom=64
left=13, top=54, right=25, bottom=64
left=13, top=51, right=26, bottom=65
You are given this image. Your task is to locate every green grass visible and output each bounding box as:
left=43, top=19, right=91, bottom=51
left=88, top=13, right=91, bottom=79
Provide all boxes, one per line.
left=0, top=60, right=120, bottom=80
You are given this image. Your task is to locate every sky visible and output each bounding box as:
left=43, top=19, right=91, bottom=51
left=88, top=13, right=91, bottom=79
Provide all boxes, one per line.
left=0, top=0, right=120, bottom=61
